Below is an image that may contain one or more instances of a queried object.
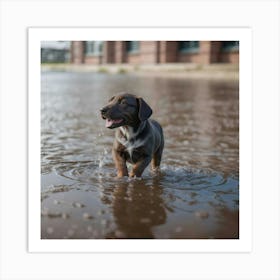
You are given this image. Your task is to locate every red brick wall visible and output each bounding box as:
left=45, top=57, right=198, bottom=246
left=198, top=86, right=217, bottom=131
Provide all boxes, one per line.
left=219, top=52, right=239, bottom=63
left=71, top=41, right=84, bottom=64
left=126, top=41, right=158, bottom=64
left=139, top=41, right=158, bottom=63
left=159, top=41, right=177, bottom=63
left=177, top=41, right=239, bottom=64
left=103, top=41, right=115, bottom=63
left=209, top=41, right=222, bottom=63
left=178, top=41, right=212, bottom=64
left=84, top=56, right=102, bottom=64
left=70, top=41, right=239, bottom=65
left=115, top=41, right=126, bottom=63
left=178, top=53, right=200, bottom=63
left=127, top=53, right=141, bottom=64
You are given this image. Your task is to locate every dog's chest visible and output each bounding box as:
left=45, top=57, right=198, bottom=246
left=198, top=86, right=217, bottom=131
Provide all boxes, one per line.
left=117, top=134, right=145, bottom=163
left=125, top=145, right=145, bottom=164
left=117, top=126, right=147, bottom=163
left=117, top=138, right=143, bottom=163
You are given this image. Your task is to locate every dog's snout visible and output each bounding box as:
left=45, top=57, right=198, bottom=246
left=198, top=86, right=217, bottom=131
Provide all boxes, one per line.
left=100, top=107, right=108, bottom=114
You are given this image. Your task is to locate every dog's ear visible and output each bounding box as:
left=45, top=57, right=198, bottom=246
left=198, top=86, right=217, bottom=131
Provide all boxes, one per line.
left=137, top=98, right=152, bottom=121
left=108, top=95, right=115, bottom=102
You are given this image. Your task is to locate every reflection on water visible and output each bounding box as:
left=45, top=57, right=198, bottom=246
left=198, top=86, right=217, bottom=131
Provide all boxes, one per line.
left=41, top=71, right=239, bottom=239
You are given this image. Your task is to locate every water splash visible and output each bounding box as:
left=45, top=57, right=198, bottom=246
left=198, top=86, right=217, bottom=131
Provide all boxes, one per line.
left=98, top=148, right=109, bottom=168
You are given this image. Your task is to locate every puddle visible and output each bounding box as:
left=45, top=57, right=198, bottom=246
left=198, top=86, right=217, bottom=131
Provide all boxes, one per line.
left=41, top=71, right=239, bottom=239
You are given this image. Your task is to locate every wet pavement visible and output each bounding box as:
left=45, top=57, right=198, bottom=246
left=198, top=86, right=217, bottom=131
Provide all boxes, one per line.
left=41, top=71, right=239, bottom=239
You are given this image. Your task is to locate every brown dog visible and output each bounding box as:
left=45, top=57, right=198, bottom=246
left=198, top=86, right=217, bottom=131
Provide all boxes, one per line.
left=100, top=93, right=164, bottom=177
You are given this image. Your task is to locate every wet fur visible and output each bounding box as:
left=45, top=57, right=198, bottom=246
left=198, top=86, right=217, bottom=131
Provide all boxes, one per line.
left=101, top=93, right=164, bottom=177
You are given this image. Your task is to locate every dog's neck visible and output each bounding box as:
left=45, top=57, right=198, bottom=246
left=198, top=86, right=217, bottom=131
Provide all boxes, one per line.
left=117, top=122, right=147, bottom=158
left=119, top=121, right=147, bottom=142
left=120, top=126, right=135, bottom=141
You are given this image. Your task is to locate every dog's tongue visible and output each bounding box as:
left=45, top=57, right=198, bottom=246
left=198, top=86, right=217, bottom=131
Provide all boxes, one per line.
left=106, top=119, right=122, bottom=128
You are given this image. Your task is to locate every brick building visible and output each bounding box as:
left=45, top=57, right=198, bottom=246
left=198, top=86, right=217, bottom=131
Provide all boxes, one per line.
left=70, top=41, right=239, bottom=65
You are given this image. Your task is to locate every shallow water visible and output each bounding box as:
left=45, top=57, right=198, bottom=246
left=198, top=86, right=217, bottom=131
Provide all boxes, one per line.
left=41, top=71, right=239, bottom=239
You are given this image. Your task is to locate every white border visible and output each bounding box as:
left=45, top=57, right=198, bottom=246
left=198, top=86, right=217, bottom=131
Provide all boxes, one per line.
left=28, top=27, right=252, bottom=253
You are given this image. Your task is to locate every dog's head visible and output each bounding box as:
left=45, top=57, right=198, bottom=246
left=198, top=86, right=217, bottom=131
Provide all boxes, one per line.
left=100, top=93, right=152, bottom=129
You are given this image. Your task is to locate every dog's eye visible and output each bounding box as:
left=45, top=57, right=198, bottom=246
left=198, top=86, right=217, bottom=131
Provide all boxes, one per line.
left=120, top=99, right=127, bottom=105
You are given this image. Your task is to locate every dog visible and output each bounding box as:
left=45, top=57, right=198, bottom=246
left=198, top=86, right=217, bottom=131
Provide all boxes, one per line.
left=100, top=93, right=164, bottom=178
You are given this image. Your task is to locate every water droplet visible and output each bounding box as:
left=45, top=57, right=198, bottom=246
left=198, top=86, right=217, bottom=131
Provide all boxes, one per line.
left=115, top=230, right=126, bottom=238
left=62, top=213, right=69, bottom=219
left=72, top=202, right=85, bottom=208
left=195, top=211, right=209, bottom=219
left=175, top=226, right=182, bottom=233
left=67, top=229, right=75, bottom=237
left=83, top=212, right=94, bottom=220
left=188, top=200, right=197, bottom=205
left=97, top=210, right=105, bottom=216
left=47, top=227, right=54, bottom=234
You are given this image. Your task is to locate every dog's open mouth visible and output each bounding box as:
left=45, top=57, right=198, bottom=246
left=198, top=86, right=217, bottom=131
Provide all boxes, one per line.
left=105, top=118, right=123, bottom=128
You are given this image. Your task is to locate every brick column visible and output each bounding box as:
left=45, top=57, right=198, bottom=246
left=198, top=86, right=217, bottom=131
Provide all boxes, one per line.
left=199, top=41, right=222, bottom=64
left=209, top=41, right=222, bottom=63
left=139, top=41, right=158, bottom=64
left=159, top=41, right=178, bottom=63
left=198, top=41, right=211, bottom=64
left=71, top=41, right=85, bottom=64
left=103, top=41, right=116, bottom=64
left=115, top=41, right=126, bottom=63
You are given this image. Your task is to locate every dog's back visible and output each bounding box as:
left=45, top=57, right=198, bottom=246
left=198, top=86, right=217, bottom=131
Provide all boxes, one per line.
left=148, top=119, right=164, bottom=171
left=148, top=119, right=164, bottom=153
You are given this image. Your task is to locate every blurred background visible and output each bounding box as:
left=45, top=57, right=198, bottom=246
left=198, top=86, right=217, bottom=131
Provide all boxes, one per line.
left=41, top=40, right=239, bottom=64
left=41, top=41, right=239, bottom=239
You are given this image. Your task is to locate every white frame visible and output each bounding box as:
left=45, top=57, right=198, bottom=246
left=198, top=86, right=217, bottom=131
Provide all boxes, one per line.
left=28, top=27, right=252, bottom=253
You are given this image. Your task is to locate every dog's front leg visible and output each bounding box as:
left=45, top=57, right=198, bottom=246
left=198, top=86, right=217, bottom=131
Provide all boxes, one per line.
left=112, top=149, right=128, bottom=177
left=130, top=156, right=152, bottom=177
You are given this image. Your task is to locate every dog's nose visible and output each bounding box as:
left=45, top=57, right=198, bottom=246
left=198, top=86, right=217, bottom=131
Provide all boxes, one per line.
left=100, top=107, right=108, bottom=114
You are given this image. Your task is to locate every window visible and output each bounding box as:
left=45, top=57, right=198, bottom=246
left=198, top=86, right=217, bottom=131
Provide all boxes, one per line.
left=126, top=41, right=140, bottom=53
left=178, top=41, right=199, bottom=53
left=222, top=41, right=239, bottom=52
left=85, top=41, right=103, bottom=56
